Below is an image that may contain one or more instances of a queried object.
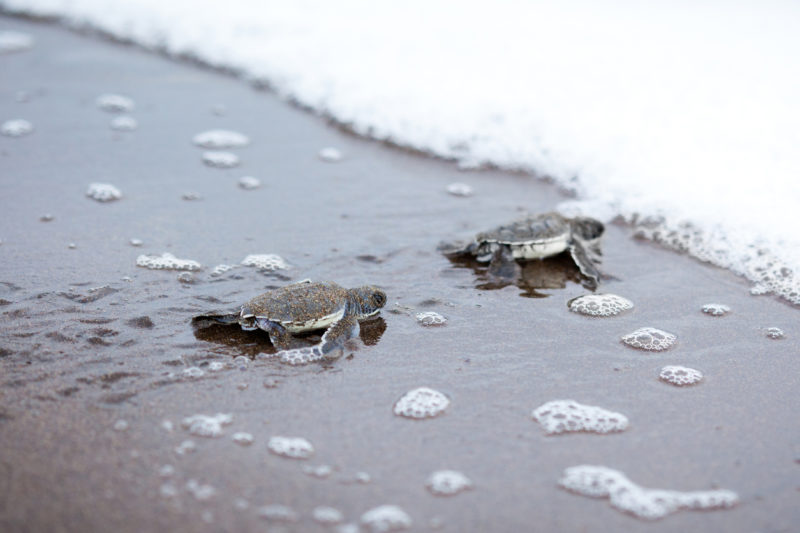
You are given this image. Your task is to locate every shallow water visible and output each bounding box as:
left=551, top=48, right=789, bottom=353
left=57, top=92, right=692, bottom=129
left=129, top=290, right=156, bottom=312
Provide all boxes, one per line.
left=0, top=17, right=799, bottom=533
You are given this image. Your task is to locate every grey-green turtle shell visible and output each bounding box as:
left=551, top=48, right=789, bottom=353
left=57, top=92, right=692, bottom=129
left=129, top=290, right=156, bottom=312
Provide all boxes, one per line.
left=240, top=281, right=349, bottom=333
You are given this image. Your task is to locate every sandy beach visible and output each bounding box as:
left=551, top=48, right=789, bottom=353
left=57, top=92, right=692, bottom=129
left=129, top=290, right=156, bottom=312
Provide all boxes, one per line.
left=1, top=16, right=798, bottom=533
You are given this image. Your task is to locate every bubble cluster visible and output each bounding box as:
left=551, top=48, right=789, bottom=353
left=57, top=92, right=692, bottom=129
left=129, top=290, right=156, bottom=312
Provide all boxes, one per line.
left=96, top=94, right=135, bottom=113
left=86, top=183, right=122, bottom=202
left=318, top=147, right=342, bottom=162
left=416, top=311, right=447, bottom=326
left=241, top=254, right=289, bottom=271
left=1, top=119, right=33, bottom=137
left=182, top=367, right=205, bottom=378
left=0, top=31, right=34, bottom=54
left=202, top=150, right=240, bottom=168
left=765, top=327, right=785, bottom=339
left=621, top=327, right=676, bottom=351
left=175, top=440, right=196, bottom=455
left=279, top=346, right=323, bottom=366
left=186, top=479, right=216, bottom=501
left=130, top=238, right=143, bottom=247
left=181, top=413, right=233, bottom=438
left=559, top=465, right=738, bottom=520
left=258, top=505, right=298, bottom=522
left=568, top=294, right=634, bottom=317
left=360, top=505, right=412, bottom=533
left=208, top=361, right=226, bottom=371
left=531, top=400, right=629, bottom=435
left=426, top=470, right=473, bottom=496
left=394, top=387, right=450, bottom=419
left=110, top=116, right=137, bottom=131
left=210, top=264, right=236, bottom=276
left=136, top=252, right=201, bottom=271
left=232, top=432, right=254, bottom=446
left=192, top=129, right=250, bottom=149
left=659, top=366, right=703, bottom=386
left=312, top=506, right=344, bottom=525
left=113, top=419, right=129, bottom=431
left=701, top=303, right=730, bottom=316
left=445, top=182, right=473, bottom=197
left=238, top=176, right=261, bottom=190
left=267, top=436, right=314, bottom=459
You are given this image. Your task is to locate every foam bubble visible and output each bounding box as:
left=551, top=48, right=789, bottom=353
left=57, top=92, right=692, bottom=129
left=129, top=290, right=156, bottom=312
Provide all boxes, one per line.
left=568, top=294, right=634, bottom=317
left=137, top=252, right=201, bottom=271
left=210, top=264, right=236, bottom=276
left=257, top=505, right=298, bottom=522
left=186, top=479, right=216, bottom=501
left=360, top=505, right=412, bottom=533
left=68, top=243, right=77, bottom=249
left=318, top=147, right=343, bottom=162
left=192, top=129, right=250, bottom=149
left=232, top=432, right=254, bottom=446
left=175, top=439, right=196, bottom=455
left=130, top=238, right=143, bottom=247
left=182, top=192, right=202, bottom=201
left=355, top=471, right=371, bottom=484
left=416, top=311, right=447, bottom=326
left=241, top=254, right=289, bottom=271
left=766, top=327, right=785, bottom=339
left=1, top=119, right=33, bottom=137
left=559, top=465, right=738, bottom=520
left=267, top=436, right=314, bottom=459
left=202, top=150, right=240, bottom=168
left=445, top=183, right=473, bottom=197
left=86, top=183, right=122, bottom=202
left=659, top=365, right=703, bottom=386
left=426, top=470, right=473, bottom=496
left=181, top=413, right=233, bottom=438
left=96, top=94, right=134, bottom=113
left=113, top=419, right=129, bottom=431
left=701, top=303, right=730, bottom=317
left=303, top=464, right=333, bottom=478
left=182, top=366, right=205, bottom=378
left=158, top=464, right=175, bottom=478
left=161, top=420, right=174, bottom=432
left=312, top=506, right=344, bottom=525
left=159, top=483, right=177, bottom=499
left=110, top=115, right=137, bottom=131
left=621, top=327, right=676, bottom=351
left=39, top=214, right=54, bottom=222
left=238, top=176, right=261, bottom=190
left=208, top=361, right=227, bottom=371
left=531, top=400, right=629, bottom=435
left=233, top=498, right=249, bottom=510
left=0, top=31, right=34, bottom=54
left=394, top=387, right=450, bottom=419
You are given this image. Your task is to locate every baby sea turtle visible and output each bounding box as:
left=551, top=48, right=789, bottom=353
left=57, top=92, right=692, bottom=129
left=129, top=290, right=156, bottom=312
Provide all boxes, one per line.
left=442, top=212, right=605, bottom=287
left=193, top=280, right=386, bottom=361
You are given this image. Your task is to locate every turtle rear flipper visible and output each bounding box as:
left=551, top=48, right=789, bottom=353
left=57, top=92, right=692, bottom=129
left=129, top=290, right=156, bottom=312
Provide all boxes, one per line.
left=319, top=314, right=360, bottom=358
left=255, top=318, right=292, bottom=350
left=569, top=240, right=601, bottom=288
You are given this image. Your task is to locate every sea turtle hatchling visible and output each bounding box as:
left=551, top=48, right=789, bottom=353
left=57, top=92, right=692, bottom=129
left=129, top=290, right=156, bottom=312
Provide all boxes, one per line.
left=442, top=212, right=606, bottom=287
left=193, top=280, right=386, bottom=364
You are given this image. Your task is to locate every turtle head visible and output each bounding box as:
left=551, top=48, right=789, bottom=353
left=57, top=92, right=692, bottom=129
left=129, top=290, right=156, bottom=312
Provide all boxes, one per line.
left=348, top=286, right=387, bottom=318
left=571, top=217, right=604, bottom=242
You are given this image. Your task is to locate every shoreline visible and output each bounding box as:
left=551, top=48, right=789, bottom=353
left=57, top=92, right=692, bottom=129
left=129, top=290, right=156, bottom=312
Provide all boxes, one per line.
left=1, top=15, right=798, bottom=533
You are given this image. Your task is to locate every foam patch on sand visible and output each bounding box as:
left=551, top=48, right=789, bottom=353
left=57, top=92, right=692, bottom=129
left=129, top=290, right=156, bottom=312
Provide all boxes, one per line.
left=192, top=129, right=249, bottom=149
left=86, top=182, right=122, bottom=202
left=394, top=387, right=450, bottom=419
left=659, top=366, right=703, bottom=386
left=136, top=252, right=201, bottom=271
left=360, top=505, right=412, bottom=533
left=568, top=294, right=633, bottom=317
left=267, top=436, right=314, bottom=459
left=426, top=470, right=473, bottom=496
left=559, top=465, right=738, bottom=520
left=621, top=327, right=676, bottom=352
left=181, top=413, right=233, bottom=437
left=6, top=1, right=800, bottom=304
left=532, top=400, right=628, bottom=435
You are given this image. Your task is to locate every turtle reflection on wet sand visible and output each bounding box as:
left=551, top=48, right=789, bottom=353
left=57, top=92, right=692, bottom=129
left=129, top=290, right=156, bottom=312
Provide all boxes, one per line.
left=441, top=212, right=606, bottom=289
left=193, top=280, right=387, bottom=365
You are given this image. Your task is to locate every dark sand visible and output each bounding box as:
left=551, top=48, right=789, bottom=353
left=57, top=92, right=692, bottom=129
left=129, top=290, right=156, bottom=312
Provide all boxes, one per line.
left=1, top=16, right=798, bottom=533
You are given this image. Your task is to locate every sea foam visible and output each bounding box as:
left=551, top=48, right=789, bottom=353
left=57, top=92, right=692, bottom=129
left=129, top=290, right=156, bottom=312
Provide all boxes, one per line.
left=6, top=1, right=800, bottom=304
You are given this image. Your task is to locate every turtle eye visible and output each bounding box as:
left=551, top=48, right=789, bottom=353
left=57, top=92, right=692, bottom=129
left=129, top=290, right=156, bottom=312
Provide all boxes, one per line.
left=372, top=291, right=386, bottom=307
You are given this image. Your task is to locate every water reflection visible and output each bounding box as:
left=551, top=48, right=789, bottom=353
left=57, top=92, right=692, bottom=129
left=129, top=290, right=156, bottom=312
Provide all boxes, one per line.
left=445, top=252, right=590, bottom=297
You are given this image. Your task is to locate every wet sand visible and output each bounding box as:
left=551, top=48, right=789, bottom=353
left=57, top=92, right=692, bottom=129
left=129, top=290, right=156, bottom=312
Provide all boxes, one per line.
left=1, top=16, right=798, bottom=533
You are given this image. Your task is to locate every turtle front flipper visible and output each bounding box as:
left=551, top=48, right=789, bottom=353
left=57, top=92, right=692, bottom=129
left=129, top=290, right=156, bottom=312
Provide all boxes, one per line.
left=191, top=312, right=241, bottom=328
left=255, top=318, right=293, bottom=350
left=319, top=314, right=360, bottom=358
left=569, top=240, right=601, bottom=288
left=488, top=246, right=521, bottom=280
